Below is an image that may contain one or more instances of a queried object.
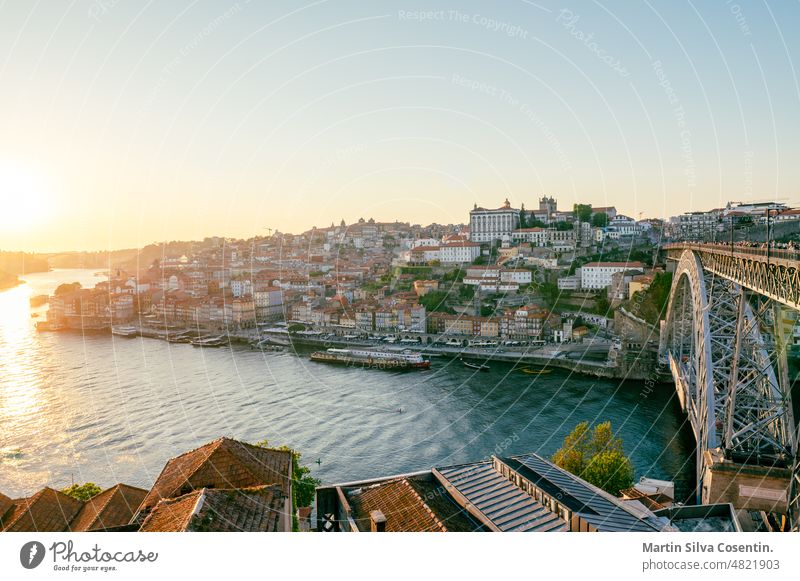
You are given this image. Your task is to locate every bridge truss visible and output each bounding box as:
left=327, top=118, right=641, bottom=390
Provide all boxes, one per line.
left=662, top=248, right=799, bottom=530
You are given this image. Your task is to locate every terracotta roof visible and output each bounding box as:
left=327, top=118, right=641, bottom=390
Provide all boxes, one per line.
left=139, top=486, right=286, bottom=532
left=70, top=484, right=148, bottom=532
left=582, top=261, right=644, bottom=268
left=2, top=487, right=84, bottom=532
left=348, top=478, right=448, bottom=532
left=137, top=438, right=292, bottom=515
left=0, top=492, right=13, bottom=524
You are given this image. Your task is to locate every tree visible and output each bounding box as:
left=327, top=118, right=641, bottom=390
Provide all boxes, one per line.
left=62, top=482, right=102, bottom=501
left=519, top=204, right=527, bottom=229
left=419, top=290, right=453, bottom=314
left=254, top=439, right=321, bottom=531
left=287, top=323, right=306, bottom=333
left=553, top=221, right=574, bottom=231
left=573, top=203, right=593, bottom=223
left=54, top=282, right=82, bottom=296
left=591, top=212, right=609, bottom=227
left=552, top=421, right=634, bottom=496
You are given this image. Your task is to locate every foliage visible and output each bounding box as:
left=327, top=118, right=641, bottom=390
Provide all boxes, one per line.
left=553, top=221, right=574, bottom=231
left=419, top=290, right=454, bottom=314
left=54, top=282, right=82, bottom=296
left=591, top=212, right=609, bottom=227
left=62, top=482, right=102, bottom=501
left=528, top=218, right=546, bottom=228
left=538, top=282, right=560, bottom=306
left=622, top=271, right=673, bottom=326
left=458, top=284, right=475, bottom=300
left=441, top=268, right=465, bottom=282
left=594, top=295, right=611, bottom=316
left=287, top=323, right=306, bottom=333
left=472, top=255, right=487, bottom=265
left=552, top=421, right=634, bottom=496
left=254, top=439, right=322, bottom=531
left=519, top=204, right=527, bottom=229
left=573, top=203, right=593, bottom=223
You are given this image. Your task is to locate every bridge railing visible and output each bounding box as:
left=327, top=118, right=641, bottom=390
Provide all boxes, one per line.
left=664, top=242, right=800, bottom=262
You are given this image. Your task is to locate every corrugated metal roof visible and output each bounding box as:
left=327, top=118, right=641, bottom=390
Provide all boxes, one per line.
left=434, top=461, right=567, bottom=532
left=502, top=454, right=666, bottom=532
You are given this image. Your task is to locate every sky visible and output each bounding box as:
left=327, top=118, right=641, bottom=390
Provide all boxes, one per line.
left=0, top=0, right=798, bottom=252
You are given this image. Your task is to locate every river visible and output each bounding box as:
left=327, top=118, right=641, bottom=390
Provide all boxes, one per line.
left=0, top=269, right=696, bottom=500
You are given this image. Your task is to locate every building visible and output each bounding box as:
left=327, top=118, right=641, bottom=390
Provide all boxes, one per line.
left=580, top=262, right=644, bottom=290
left=469, top=199, right=521, bottom=243
left=438, top=241, right=481, bottom=264
left=413, top=280, right=438, bottom=297
left=317, top=451, right=669, bottom=532
left=557, top=274, right=581, bottom=291
left=500, top=306, right=547, bottom=340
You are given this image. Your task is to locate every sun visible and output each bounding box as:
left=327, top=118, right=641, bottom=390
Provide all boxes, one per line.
left=0, top=162, right=54, bottom=231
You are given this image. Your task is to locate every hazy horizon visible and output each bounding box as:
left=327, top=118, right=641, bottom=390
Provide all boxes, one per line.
left=1, top=1, right=798, bottom=252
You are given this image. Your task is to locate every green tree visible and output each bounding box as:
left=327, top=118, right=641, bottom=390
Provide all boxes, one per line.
left=573, top=204, right=593, bottom=223
left=287, top=323, right=306, bottom=333
left=553, top=221, right=574, bottom=231
left=552, top=421, right=634, bottom=495
left=519, top=204, right=527, bottom=229
left=419, top=290, right=453, bottom=314
left=591, top=212, right=609, bottom=227
left=62, top=482, right=102, bottom=501
left=254, top=439, right=321, bottom=531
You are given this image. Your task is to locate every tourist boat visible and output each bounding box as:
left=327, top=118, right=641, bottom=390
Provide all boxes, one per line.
left=111, top=326, right=139, bottom=337
left=461, top=358, right=490, bottom=371
left=191, top=335, right=227, bottom=347
left=259, top=336, right=291, bottom=347
left=309, top=348, right=430, bottom=370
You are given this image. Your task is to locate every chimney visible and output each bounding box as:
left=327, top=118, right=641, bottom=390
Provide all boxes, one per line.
left=370, top=510, right=386, bottom=532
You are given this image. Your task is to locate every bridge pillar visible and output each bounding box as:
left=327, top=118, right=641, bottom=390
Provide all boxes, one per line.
left=702, top=449, right=792, bottom=514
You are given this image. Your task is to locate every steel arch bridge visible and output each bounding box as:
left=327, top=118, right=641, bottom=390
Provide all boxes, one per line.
left=661, top=244, right=800, bottom=530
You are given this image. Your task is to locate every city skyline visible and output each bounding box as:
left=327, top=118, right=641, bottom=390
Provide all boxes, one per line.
left=1, top=1, right=799, bottom=252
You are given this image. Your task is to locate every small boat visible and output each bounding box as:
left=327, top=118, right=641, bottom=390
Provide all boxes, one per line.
left=192, top=335, right=227, bottom=347
left=461, top=358, right=489, bottom=371
left=111, top=326, right=139, bottom=337
left=521, top=367, right=551, bottom=375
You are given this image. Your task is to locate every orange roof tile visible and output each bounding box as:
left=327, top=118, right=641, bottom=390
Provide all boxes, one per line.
left=348, top=478, right=447, bottom=532
left=136, top=438, right=292, bottom=516
left=139, top=486, right=286, bottom=532
left=70, top=484, right=148, bottom=532
left=2, top=488, right=84, bottom=532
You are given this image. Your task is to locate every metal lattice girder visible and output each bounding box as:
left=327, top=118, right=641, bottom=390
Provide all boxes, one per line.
left=665, top=244, right=800, bottom=310
left=662, top=248, right=798, bottom=516
left=724, top=298, right=794, bottom=464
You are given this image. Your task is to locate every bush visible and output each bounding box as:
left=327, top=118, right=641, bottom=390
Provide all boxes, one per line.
left=62, top=482, right=102, bottom=501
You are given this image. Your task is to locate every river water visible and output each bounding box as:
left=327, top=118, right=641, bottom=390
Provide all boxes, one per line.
left=0, top=269, right=696, bottom=500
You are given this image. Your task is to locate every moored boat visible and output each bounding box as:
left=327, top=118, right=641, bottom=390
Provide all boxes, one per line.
left=461, top=358, right=489, bottom=371
left=192, top=335, right=227, bottom=347
left=309, top=348, right=430, bottom=370
left=111, top=325, right=139, bottom=337
left=521, top=367, right=551, bottom=375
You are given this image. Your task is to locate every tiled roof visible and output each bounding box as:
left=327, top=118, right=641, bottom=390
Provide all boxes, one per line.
left=70, top=484, right=148, bottom=532
left=137, top=437, right=292, bottom=515
left=347, top=478, right=448, bottom=532
left=139, top=486, right=286, bottom=532
left=2, top=488, right=84, bottom=532
left=582, top=262, right=644, bottom=268
left=0, top=492, right=13, bottom=524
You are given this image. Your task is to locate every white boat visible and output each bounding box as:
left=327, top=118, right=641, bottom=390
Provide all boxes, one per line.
left=310, top=348, right=430, bottom=369
left=111, top=326, right=139, bottom=337
left=192, top=335, right=227, bottom=347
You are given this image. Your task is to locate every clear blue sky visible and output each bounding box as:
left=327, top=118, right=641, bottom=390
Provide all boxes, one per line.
left=0, top=0, right=798, bottom=250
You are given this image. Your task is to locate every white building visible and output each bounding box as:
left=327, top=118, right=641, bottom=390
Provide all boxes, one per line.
left=580, top=262, right=644, bottom=290
left=500, top=269, right=532, bottom=285
left=469, top=199, right=521, bottom=243
left=439, top=241, right=481, bottom=264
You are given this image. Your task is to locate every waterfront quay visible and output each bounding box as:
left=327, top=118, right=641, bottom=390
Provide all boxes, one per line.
left=97, top=321, right=668, bottom=381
